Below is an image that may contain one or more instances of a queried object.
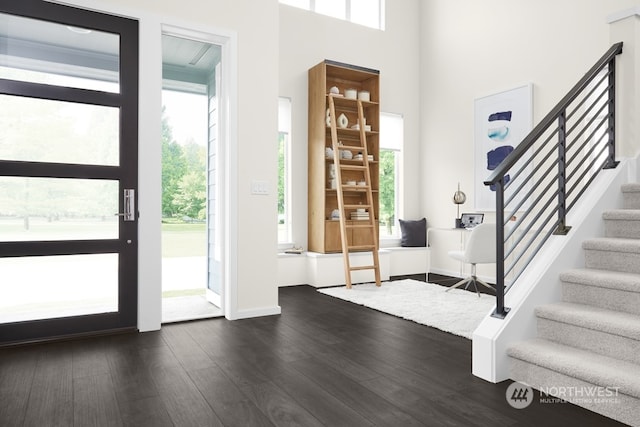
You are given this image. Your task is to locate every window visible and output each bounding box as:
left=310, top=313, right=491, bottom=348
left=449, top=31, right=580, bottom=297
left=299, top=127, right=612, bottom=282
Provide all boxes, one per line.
left=316, top=0, right=346, bottom=20
left=379, top=112, right=403, bottom=239
left=278, top=98, right=292, bottom=244
left=280, top=0, right=385, bottom=30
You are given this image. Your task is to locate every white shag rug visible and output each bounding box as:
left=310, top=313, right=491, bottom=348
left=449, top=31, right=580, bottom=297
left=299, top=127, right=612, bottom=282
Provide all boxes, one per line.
left=318, top=279, right=496, bottom=339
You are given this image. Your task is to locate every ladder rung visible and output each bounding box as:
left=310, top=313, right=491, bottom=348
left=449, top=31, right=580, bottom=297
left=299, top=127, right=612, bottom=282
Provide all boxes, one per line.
left=340, top=165, right=367, bottom=171
left=346, top=224, right=375, bottom=229
left=347, top=245, right=376, bottom=251
left=350, top=265, right=377, bottom=271
left=344, top=204, right=372, bottom=209
left=342, top=185, right=369, bottom=190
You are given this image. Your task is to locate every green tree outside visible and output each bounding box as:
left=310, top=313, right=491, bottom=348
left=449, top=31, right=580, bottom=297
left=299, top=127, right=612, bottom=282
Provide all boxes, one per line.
left=379, top=149, right=396, bottom=234
left=161, top=106, right=207, bottom=221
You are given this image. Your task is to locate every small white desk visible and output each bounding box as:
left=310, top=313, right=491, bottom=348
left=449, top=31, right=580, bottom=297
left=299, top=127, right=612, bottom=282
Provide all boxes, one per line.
left=426, top=227, right=471, bottom=248
left=426, top=227, right=472, bottom=277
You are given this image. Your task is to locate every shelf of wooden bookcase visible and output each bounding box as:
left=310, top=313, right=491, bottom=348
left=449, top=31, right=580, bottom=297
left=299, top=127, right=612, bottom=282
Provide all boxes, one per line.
left=308, top=59, right=380, bottom=254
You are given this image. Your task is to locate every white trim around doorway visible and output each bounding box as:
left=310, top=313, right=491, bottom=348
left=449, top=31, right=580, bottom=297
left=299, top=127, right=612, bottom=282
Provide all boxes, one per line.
left=48, top=0, right=239, bottom=330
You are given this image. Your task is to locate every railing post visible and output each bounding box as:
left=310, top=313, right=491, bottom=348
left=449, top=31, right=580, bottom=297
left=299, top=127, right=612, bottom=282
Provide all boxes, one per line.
left=491, top=178, right=509, bottom=319
left=604, top=58, right=619, bottom=169
left=554, top=111, right=571, bottom=235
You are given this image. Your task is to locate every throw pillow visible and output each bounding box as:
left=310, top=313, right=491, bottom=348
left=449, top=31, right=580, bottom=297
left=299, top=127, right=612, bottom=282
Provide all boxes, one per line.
left=399, top=218, right=427, bottom=247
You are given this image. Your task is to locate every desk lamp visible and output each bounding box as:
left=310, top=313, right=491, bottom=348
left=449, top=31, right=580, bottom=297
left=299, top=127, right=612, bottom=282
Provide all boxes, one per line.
left=453, top=182, right=466, bottom=228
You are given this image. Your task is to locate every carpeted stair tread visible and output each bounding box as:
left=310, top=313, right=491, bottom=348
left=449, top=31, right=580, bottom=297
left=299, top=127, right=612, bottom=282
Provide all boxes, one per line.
left=582, top=237, right=640, bottom=253
left=535, top=302, right=640, bottom=340
left=622, top=183, right=640, bottom=193
left=508, top=338, right=640, bottom=399
left=603, top=209, right=640, bottom=220
left=560, top=268, right=640, bottom=293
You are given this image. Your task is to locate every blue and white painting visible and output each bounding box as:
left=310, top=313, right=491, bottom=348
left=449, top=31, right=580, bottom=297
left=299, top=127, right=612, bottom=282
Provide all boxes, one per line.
left=474, top=84, right=532, bottom=211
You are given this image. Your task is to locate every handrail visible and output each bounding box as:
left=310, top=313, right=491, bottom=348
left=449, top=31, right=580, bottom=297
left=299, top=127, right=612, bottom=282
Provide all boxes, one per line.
left=485, top=42, right=622, bottom=187
left=484, top=42, right=623, bottom=319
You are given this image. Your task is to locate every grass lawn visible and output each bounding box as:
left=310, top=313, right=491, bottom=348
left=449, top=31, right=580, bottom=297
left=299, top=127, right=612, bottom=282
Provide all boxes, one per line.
left=161, top=222, right=206, bottom=258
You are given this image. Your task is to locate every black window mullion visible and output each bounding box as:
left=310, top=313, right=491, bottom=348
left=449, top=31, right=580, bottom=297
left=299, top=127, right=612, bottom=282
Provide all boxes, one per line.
left=0, top=160, right=121, bottom=180
left=0, top=78, right=121, bottom=107
left=0, top=239, right=121, bottom=257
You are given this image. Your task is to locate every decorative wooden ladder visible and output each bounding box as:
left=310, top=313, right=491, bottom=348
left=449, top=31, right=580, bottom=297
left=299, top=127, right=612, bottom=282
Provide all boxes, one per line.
left=327, top=95, right=381, bottom=289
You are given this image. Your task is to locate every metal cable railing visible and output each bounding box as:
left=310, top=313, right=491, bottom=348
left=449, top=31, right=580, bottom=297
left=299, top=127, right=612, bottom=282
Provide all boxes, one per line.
left=484, top=42, right=623, bottom=318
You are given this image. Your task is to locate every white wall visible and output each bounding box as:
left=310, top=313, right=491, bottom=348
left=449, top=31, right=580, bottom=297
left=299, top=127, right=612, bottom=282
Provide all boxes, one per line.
left=420, top=0, right=640, bottom=276
left=610, top=9, right=640, bottom=158
left=55, top=0, right=281, bottom=327
left=278, top=1, right=422, bottom=251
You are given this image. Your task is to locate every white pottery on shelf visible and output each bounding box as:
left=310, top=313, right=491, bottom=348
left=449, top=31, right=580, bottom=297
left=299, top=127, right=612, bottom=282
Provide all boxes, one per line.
left=358, top=90, right=370, bottom=101
left=325, top=147, right=334, bottom=159
left=344, top=88, right=357, bottom=99
left=329, top=86, right=339, bottom=95
left=337, top=113, right=348, bottom=128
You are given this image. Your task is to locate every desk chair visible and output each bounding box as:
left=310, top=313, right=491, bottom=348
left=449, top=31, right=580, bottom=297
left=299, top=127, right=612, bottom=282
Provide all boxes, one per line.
left=446, top=223, right=496, bottom=297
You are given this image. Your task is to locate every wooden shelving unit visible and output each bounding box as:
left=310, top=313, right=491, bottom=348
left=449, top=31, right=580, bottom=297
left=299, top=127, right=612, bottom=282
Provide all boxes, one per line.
left=308, top=60, right=380, bottom=254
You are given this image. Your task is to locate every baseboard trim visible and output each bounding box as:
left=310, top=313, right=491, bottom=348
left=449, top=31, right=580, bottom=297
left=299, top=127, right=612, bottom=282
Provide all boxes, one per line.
left=228, top=305, right=281, bottom=320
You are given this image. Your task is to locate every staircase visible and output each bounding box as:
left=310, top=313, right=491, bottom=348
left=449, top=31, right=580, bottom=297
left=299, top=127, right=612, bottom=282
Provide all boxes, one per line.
left=508, top=183, right=640, bottom=427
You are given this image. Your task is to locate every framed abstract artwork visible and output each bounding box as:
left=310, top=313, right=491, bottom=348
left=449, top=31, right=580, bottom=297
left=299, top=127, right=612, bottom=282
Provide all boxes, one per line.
left=474, top=83, right=533, bottom=211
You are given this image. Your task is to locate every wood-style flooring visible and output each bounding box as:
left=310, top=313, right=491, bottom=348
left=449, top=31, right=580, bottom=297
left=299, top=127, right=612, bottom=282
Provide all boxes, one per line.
left=0, top=284, right=624, bottom=426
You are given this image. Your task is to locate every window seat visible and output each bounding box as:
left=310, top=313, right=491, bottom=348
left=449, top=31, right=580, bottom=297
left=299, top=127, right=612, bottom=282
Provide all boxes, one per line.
left=277, top=246, right=429, bottom=287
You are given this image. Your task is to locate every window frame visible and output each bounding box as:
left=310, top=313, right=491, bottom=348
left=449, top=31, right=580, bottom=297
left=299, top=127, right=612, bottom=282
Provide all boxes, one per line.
left=378, top=111, right=403, bottom=243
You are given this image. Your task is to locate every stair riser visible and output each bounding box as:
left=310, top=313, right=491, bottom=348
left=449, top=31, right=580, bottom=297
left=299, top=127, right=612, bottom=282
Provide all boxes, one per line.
left=623, top=192, right=640, bottom=210
left=584, top=249, right=640, bottom=274
left=562, top=282, right=640, bottom=316
left=509, top=357, right=640, bottom=427
left=537, top=318, right=640, bottom=365
left=604, top=219, right=640, bottom=239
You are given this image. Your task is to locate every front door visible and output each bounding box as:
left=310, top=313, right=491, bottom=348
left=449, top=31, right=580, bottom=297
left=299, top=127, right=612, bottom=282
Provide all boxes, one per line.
left=0, top=1, right=139, bottom=344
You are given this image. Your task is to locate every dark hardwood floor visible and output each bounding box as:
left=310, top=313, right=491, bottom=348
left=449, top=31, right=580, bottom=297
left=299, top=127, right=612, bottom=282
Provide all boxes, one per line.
left=0, top=285, right=625, bottom=426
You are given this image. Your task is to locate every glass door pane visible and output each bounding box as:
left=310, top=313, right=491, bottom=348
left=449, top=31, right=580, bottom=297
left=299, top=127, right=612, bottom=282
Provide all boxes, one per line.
left=0, top=177, right=119, bottom=241
left=0, top=12, right=120, bottom=91
left=0, top=95, right=120, bottom=165
left=0, top=254, right=118, bottom=323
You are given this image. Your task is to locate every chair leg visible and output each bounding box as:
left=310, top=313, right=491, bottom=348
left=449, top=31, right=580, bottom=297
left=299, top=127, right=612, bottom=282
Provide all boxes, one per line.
left=476, top=278, right=495, bottom=290
left=445, top=277, right=471, bottom=292
left=446, top=264, right=495, bottom=296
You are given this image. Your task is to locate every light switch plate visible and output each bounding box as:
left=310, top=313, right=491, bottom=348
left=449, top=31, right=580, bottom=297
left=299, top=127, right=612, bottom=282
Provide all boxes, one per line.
left=251, top=180, right=269, bottom=195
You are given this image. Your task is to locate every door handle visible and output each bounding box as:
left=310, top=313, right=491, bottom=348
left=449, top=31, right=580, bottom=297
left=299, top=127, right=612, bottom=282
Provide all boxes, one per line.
left=115, top=189, right=135, bottom=221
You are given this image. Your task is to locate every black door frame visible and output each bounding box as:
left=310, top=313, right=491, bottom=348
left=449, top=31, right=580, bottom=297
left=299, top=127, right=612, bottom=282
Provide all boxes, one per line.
left=0, top=0, right=139, bottom=344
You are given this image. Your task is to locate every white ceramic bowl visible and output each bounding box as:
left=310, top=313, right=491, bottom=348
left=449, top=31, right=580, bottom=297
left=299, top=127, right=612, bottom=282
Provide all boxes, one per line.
left=358, top=90, right=370, bottom=101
